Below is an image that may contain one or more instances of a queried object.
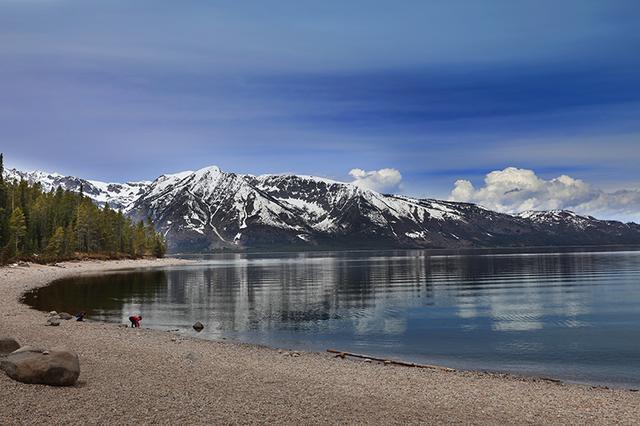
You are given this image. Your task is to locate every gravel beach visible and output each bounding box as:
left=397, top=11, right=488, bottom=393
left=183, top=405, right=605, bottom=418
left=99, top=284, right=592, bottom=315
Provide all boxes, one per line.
left=1, top=259, right=639, bottom=425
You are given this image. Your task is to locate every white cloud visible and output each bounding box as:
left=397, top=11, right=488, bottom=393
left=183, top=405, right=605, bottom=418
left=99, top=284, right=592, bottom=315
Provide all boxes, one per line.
left=449, top=167, right=640, bottom=222
left=349, top=168, right=403, bottom=192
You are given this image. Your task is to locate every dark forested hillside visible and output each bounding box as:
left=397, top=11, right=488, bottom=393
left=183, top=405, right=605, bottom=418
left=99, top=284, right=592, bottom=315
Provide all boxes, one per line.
left=0, top=154, right=166, bottom=264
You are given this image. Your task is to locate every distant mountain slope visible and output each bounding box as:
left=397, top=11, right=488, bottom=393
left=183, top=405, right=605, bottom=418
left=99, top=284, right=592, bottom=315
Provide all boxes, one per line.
left=126, top=166, right=640, bottom=252
left=5, top=166, right=640, bottom=252
left=3, top=168, right=150, bottom=210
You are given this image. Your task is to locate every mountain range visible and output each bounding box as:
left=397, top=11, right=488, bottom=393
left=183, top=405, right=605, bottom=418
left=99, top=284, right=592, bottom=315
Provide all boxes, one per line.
left=5, top=166, right=640, bottom=252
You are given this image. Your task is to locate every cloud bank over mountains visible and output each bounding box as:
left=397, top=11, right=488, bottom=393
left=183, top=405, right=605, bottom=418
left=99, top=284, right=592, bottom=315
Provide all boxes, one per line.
left=450, top=167, right=640, bottom=222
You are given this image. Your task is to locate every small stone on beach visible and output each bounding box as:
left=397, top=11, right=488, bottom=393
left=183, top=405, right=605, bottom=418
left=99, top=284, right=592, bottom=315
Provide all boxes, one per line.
left=46, top=318, right=60, bottom=327
left=0, top=337, right=21, bottom=356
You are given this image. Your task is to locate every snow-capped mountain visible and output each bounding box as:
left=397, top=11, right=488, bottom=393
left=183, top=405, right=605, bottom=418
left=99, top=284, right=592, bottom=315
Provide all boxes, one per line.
left=5, top=165, right=640, bottom=252
left=126, top=166, right=640, bottom=252
left=516, top=209, right=640, bottom=244
left=3, top=168, right=150, bottom=210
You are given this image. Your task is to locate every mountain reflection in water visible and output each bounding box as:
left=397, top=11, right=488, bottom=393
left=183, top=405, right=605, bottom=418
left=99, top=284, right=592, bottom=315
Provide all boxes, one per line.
left=25, top=249, right=640, bottom=388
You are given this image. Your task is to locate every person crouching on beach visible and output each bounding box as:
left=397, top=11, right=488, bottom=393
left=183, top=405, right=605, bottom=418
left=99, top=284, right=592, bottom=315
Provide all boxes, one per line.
left=129, top=315, right=142, bottom=328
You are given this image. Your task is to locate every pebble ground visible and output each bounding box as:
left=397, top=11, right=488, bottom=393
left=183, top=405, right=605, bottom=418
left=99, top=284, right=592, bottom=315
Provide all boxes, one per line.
left=1, top=259, right=639, bottom=425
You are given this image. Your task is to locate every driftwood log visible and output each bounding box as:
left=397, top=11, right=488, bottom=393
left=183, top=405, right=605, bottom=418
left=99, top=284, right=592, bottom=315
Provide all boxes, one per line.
left=326, top=349, right=456, bottom=372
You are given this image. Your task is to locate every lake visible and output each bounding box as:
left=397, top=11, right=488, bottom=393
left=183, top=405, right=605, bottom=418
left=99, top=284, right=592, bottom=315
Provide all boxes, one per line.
left=24, top=249, right=640, bottom=388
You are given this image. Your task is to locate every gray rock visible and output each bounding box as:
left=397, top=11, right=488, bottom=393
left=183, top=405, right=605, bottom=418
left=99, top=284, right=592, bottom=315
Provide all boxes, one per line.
left=0, top=347, right=80, bottom=386
left=58, top=312, right=73, bottom=320
left=46, top=318, right=61, bottom=327
left=0, top=337, right=20, bottom=356
left=192, top=321, right=204, bottom=332
left=48, top=311, right=58, bottom=317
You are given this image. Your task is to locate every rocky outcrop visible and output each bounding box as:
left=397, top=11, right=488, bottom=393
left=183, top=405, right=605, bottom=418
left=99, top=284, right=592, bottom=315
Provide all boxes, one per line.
left=0, top=347, right=80, bottom=386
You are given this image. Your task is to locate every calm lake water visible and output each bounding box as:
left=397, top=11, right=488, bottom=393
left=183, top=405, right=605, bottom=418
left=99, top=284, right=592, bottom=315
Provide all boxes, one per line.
left=24, top=249, right=640, bottom=388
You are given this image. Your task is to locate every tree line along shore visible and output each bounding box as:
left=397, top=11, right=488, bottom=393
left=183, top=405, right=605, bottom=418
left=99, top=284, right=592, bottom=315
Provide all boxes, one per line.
left=0, top=153, right=166, bottom=264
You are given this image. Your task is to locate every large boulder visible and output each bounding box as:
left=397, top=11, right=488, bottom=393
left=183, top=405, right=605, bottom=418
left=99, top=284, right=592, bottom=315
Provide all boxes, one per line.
left=0, top=337, right=20, bottom=356
left=0, top=347, right=80, bottom=386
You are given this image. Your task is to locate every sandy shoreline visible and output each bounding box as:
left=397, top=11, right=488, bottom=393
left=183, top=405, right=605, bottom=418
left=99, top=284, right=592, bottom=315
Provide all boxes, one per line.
left=1, top=259, right=639, bottom=424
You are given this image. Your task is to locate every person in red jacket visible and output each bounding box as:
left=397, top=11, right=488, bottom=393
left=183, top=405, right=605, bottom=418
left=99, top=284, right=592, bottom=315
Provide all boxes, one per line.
left=129, top=315, right=142, bottom=328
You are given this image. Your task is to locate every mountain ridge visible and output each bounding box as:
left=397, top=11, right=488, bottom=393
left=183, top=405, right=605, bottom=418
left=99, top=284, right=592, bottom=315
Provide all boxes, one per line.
left=5, top=165, right=640, bottom=252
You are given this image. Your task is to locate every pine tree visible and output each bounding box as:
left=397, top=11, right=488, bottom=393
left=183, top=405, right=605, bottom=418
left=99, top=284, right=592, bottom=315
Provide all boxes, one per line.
left=133, top=220, right=146, bottom=257
left=8, top=207, right=27, bottom=256
left=63, top=223, right=76, bottom=257
left=0, top=153, right=7, bottom=249
left=46, top=226, right=65, bottom=258
left=152, top=234, right=166, bottom=258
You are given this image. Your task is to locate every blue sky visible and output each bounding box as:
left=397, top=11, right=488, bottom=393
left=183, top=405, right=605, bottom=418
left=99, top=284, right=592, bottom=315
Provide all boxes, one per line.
left=1, top=1, right=639, bottom=218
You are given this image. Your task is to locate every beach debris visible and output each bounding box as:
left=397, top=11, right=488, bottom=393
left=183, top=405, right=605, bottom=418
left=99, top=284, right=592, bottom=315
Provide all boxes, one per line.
left=0, top=346, right=80, bottom=386
left=58, top=312, right=73, bottom=320
left=327, top=349, right=456, bottom=372
left=0, top=337, right=20, bottom=356
left=46, top=318, right=61, bottom=327
left=192, top=321, right=204, bottom=332
left=48, top=311, right=58, bottom=317
left=185, top=352, right=200, bottom=362
left=280, top=350, right=301, bottom=358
